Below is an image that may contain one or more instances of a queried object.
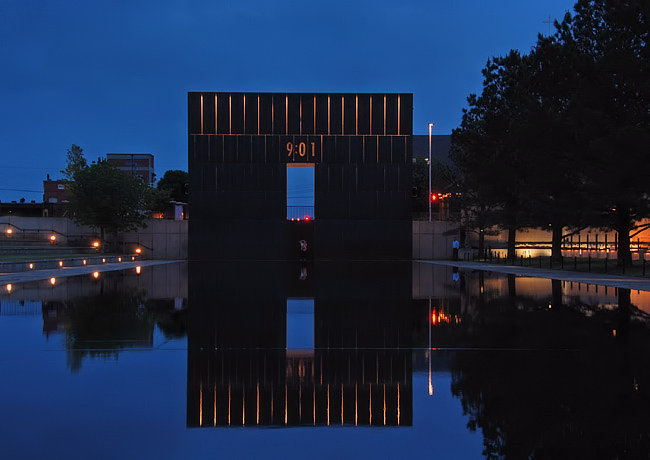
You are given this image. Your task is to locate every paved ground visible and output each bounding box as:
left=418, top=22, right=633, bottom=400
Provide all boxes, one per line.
left=0, top=260, right=181, bottom=285
left=421, top=260, right=650, bottom=292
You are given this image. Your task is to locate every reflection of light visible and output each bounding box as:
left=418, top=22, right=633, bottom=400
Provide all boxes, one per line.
left=613, top=329, right=617, bottom=337
left=6, top=284, right=12, bottom=293
left=118, top=257, right=121, bottom=262
left=135, top=248, right=141, bottom=254
left=369, top=383, right=372, bottom=425
left=397, top=383, right=400, bottom=426
left=49, top=235, right=56, bottom=242
left=28, top=263, right=33, bottom=269
left=431, top=309, right=437, bottom=324
left=102, top=258, right=105, bottom=263
left=49, top=277, right=56, bottom=285
left=131, top=256, right=135, bottom=261
left=92, top=271, right=99, bottom=279
left=327, top=384, right=330, bottom=426
left=429, top=381, right=434, bottom=396
left=135, top=266, right=141, bottom=275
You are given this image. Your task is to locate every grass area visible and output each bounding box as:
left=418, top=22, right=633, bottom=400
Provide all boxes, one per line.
left=479, top=256, right=650, bottom=277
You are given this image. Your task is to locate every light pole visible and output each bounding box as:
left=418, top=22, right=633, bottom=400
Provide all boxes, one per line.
left=428, top=123, right=434, bottom=222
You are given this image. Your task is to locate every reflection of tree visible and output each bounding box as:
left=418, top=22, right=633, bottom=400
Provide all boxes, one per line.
left=145, top=298, right=187, bottom=339
left=450, top=289, right=650, bottom=458
left=64, top=290, right=153, bottom=372
left=59, top=291, right=186, bottom=372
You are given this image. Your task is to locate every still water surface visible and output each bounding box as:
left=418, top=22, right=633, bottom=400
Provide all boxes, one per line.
left=0, top=261, right=648, bottom=459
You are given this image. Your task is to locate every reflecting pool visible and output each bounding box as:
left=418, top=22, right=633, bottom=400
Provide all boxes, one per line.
left=0, top=261, right=649, bottom=458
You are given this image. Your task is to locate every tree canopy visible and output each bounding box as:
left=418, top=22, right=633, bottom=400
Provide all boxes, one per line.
left=64, top=149, right=160, bottom=243
left=156, top=169, right=189, bottom=203
left=451, top=0, right=650, bottom=266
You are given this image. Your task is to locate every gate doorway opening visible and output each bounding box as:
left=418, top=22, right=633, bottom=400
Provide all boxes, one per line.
left=287, top=163, right=314, bottom=221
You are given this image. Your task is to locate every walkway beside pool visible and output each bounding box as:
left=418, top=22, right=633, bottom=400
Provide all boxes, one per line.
left=421, top=260, right=650, bottom=292
left=0, top=260, right=181, bottom=285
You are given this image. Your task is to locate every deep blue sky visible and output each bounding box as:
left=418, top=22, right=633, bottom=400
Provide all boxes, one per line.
left=0, top=0, right=576, bottom=202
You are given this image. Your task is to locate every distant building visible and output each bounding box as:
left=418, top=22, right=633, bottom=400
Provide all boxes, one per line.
left=43, top=174, right=70, bottom=204
left=413, top=134, right=451, bottom=163
left=0, top=201, right=45, bottom=217
left=106, top=153, right=155, bottom=184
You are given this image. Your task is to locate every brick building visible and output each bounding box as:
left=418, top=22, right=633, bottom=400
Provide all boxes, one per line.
left=43, top=174, right=70, bottom=204
left=106, top=153, right=155, bottom=184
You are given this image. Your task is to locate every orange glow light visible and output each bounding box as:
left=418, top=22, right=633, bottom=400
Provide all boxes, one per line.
left=6, top=228, right=13, bottom=235
left=92, top=271, right=99, bottom=279
left=6, top=284, right=12, bottom=293
left=118, top=257, right=121, bottom=262
left=49, top=277, right=56, bottom=285
left=102, top=258, right=106, bottom=263
left=135, top=248, right=142, bottom=254
left=82, top=259, right=86, bottom=265
left=431, top=309, right=437, bottom=324
left=58, top=261, right=63, bottom=267
left=92, top=241, right=100, bottom=248
left=49, top=235, right=56, bottom=242
left=135, top=266, right=141, bottom=275
left=28, top=263, right=33, bottom=269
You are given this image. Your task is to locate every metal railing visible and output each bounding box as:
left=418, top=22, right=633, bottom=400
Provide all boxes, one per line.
left=287, top=206, right=314, bottom=220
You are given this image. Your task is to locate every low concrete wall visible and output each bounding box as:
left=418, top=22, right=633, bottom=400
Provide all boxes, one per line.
left=0, top=216, right=187, bottom=260
left=3, top=216, right=458, bottom=261
left=413, top=220, right=460, bottom=260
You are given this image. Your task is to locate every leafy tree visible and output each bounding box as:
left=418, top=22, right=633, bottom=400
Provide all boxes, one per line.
left=60, top=144, right=87, bottom=180
left=157, top=169, right=189, bottom=203
left=67, top=158, right=155, bottom=247
left=452, top=51, right=536, bottom=260
left=522, top=36, right=589, bottom=263
left=556, top=0, right=650, bottom=267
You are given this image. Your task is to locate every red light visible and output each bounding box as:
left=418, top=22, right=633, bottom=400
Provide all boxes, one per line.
left=305, top=216, right=310, bottom=221
left=431, top=309, right=437, bottom=324
left=430, top=194, right=438, bottom=202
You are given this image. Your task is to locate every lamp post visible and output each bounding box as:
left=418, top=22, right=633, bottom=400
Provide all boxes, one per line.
left=428, top=123, right=434, bottom=222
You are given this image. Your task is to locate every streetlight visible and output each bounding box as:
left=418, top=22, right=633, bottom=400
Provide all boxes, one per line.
left=428, top=123, right=435, bottom=222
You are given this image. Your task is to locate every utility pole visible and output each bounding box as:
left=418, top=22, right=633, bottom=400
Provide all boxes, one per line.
left=543, top=15, right=553, bottom=36
left=428, top=123, right=434, bottom=222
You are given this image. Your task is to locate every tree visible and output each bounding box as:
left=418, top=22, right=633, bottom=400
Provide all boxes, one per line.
left=60, top=144, right=87, bottom=180
left=452, top=51, right=537, bottom=261
left=522, top=36, right=589, bottom=264
left=67, top=159, right=155, bottom=247
left=556, top=0, right=650, bottom=267
left=157, top=170, right=189, bottom=203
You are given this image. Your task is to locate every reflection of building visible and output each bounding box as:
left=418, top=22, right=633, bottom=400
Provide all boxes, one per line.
left=106, top=153, right=155, bottom=184
left=188, top=349, right=410, bottom=427
left=187, top=261, right=413, bottom=427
